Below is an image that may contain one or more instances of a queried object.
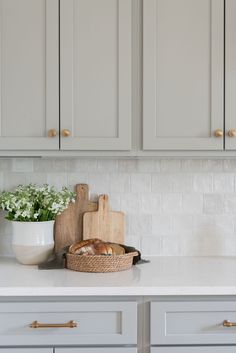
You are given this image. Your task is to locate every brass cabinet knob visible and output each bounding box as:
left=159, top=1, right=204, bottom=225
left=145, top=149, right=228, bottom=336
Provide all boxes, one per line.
left=214, top=129, right=223, bottom=137
left=61, top=129, right=71, bottom=137
left=48, top=129, right=57, bottom=138
left=228, top=129, right=236, bottom=137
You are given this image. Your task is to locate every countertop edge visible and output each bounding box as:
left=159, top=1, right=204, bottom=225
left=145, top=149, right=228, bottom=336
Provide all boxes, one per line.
left=2, top=287, right=236, bottom=297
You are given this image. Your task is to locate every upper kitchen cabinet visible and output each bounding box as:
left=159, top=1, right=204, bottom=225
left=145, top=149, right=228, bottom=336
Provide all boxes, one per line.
left=60, top=0, right=132, bottom=151
left=143, top=0, right=224, bottom=151
left=225, top=0, right=236, bottom=150
left=0, top=0, right=59, bottom=150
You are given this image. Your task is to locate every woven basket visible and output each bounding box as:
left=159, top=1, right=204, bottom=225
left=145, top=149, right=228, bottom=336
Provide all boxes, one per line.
left=66, top=251, right=139, bottom=273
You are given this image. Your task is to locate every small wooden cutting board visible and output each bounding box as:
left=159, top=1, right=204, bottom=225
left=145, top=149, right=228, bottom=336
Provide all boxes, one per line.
left=83, top=194, right=125, bottom=244
left=54, top=184, right=97, bottom=252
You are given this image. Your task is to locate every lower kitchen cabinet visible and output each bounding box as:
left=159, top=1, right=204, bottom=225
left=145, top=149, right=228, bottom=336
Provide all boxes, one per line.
left=56, top=349, right=137, bottom=353
left=151, top=348, right=236, bottom=353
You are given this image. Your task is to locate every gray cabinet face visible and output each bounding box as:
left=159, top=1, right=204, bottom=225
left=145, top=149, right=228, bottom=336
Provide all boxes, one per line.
left=151, top=301, right=236, bottom=345
left=151, top=348, right=236, bottom=353
left=143, top=0, right=224, bottom=151
left=60, top=0, right=132, bottom=151
left=0, top=301, right=137, bottom=346
left=0, top=348, right=53, bottom=353
left=56, top=349, right=137, bottom=353
left=0, top=0, right=59, bottom=150
left=225, top=0, right=236, bottom=150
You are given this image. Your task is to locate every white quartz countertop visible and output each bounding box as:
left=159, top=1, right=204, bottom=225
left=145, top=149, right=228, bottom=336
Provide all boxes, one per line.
left=1, top=256, right=236, bottom=297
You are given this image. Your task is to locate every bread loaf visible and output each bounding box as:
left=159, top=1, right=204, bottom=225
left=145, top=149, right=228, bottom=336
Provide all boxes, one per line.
left=69, top=238, right=101, bottom=254
left=109, top=243, right=125, bottom=255
left=69, top=239, right=126, bottom=256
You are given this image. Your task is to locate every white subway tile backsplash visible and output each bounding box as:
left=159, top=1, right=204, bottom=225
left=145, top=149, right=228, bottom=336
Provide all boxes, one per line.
left=120, top=193, right=141, bottom=214
left=2, top=158, right=236, bottom=256
left=136, top=159, right=161, bottom=173
left=152, top=214, right=172, bottom=235
left=47, top=173, right=67, bottom=190
left=171, top=174, right=193, bottom=192
left=68, top=159, right=98, bottom=172
left=12, top=158, right=34, bottom=173
left=141, top=236, right=162, bottom=255
left=204, top=194, right=225, bottom=214
left=181, top=159, right=203, bottom=172
left=202, top=159, right=224, bottom=172
left=214, top=174, right=234, bottom=192
left=140, top=193, right=161, bottom=214
left=182, top=193, right=203, bottom=213
left=193, top=174, right=213, bottom=192
left=224, top=194, right=236, bottom=213
left=4, top=172, right=27, bottom=190
left=118, top=159, right=138, bottom=173
left=109, top=173, right=130, bottom=192
left=162, top=193, right=182, bottom=213
left=0, top=159, right=12, bottom=171
left=151, top=174, right=173, bottom=192
left=88, top=173, right=110, bottom=194
left=67, top=173, right=89, bottom=190
left=97, top=159, right=118, bottom=172
left=161, top=159, right=181, bottom=172
left=172, top=215, right=193, bottom=234
left=131, top=174, right=151, bottom=193
left=224, top=159, right=236, bottom=172
left=127, top=214, right=152, bottom=236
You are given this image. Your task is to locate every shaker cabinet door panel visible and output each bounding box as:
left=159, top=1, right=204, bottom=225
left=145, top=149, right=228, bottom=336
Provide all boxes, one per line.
left=60, top=0, right=132, bottom=151
left=143, top=0, right=224, bottom=150
left=0, top=0, right=59, bottom=150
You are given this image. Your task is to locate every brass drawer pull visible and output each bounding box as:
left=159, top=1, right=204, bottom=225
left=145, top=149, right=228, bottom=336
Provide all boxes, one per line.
left=223, top=320, right=236, bottom=327
left=29, top=320, right=77, bottom=329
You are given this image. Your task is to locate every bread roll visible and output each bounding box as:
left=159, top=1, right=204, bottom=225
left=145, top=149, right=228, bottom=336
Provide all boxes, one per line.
left=109, top=243, right=125, bottom=255
left=69, top=238, right=102, bottom=254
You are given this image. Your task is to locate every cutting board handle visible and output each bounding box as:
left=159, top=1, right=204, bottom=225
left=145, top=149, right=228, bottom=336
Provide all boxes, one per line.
left=98, top=194, right=110, bottom=213
left=76, top=184, right=89, bottom=198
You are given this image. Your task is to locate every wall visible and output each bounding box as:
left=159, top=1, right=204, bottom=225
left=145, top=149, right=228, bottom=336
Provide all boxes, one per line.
left=0, top=158, right=236, bottom=257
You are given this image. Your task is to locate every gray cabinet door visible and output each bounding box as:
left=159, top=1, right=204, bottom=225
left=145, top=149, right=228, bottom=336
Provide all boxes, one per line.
left=225, top=0, right=236, bottom=150
left=60, top=0, right=132, bottom=151
left=143, top=0, right=224, bottom=150
left=0, top=0, right=59, bottom=150
left=151, top=348, right=236, bottom=353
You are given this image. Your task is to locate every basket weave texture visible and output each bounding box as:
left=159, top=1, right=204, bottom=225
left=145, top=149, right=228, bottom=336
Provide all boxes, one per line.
left=66, top=251, right=139, bottom=273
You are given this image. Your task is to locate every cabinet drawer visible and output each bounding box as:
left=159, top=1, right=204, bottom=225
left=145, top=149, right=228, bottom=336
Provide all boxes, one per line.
left=56, top=349, right=137, bottom=353
left=0, top=301, right=137, bottom=346
left=151, top=301, right=236, bottom=345
left=151, top=348, right=236, bottom=353
left=0, top=351, right=52, bottom=353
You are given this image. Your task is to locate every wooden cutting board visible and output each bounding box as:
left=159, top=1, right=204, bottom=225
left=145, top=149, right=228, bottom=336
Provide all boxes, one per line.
left=54, top=184, right=97, bottom=252
left=83, top=194, right=125, bottom=244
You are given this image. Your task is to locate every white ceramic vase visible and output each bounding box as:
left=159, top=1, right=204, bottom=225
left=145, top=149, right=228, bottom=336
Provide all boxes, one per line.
left=11, top=220, right=55, bottom=265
